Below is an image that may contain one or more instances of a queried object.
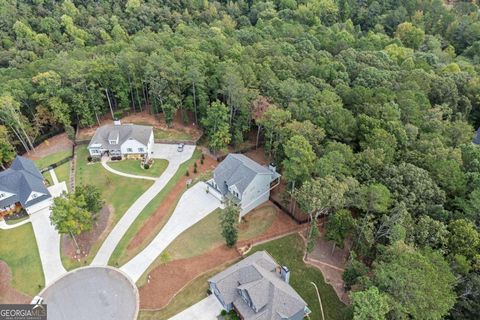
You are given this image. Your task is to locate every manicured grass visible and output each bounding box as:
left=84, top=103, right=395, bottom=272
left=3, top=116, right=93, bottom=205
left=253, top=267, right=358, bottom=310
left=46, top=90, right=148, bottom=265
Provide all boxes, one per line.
left=4, top=215, right=29, bottom=225
left=164, top=204, right=278, bottom=261
left=62, top=146, right=153, bottom=269
left=53, top=162, right=70, bottom=185
left=108, top=159, right=168, bottom=177
left=108, top=149, right=202, bottom=267
left=138, top=262, right=237, bottom=320
left=154, top=128, right=194, bottom=141
left=248, top=234, right=352, bottom=320
left=0, top=223, right=44, bottom=296
left=34, top=150, right=72, bottom=170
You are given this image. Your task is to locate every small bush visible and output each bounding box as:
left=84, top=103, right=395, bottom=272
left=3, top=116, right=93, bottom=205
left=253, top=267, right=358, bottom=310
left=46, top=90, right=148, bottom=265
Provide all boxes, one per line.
left=200, top=158, right=204, bottom=165
left=201, top=153, right=205, bottom=161
left=87, top=156, right=92, bottom=162
left=207, top=289, right=212, bottom=295
left=194, top=162, right=198, bottom=173
left=186, top=170, right=190, bottom=176
left=220, top=310, right=227, bottom=316
left=144, top=163, right=150, bottom=170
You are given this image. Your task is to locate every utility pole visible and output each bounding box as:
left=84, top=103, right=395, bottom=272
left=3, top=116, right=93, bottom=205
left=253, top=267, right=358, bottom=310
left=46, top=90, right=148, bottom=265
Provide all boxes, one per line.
left=310, top=282, right=325, bottom=320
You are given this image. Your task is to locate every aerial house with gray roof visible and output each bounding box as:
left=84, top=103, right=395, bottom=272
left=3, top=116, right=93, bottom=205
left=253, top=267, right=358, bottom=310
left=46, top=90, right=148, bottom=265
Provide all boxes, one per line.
left=209, top=251, right=310, bottom=320
left=206, top=154, right=280, bottom=218
left=88, top=120, right=154, bottom=159
left=0, top=156, right=52, bottom=215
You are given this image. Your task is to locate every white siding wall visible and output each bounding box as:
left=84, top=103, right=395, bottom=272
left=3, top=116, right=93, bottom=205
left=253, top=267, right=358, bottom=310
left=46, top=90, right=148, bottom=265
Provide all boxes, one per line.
left=120, top=138, right=148, bottom=156
left=239, top=173, right=272, bottom=217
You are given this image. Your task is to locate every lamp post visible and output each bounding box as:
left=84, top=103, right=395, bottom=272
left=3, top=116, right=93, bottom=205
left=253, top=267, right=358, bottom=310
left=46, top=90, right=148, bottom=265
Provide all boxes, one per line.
left=310, top=281, right=325, bottom=320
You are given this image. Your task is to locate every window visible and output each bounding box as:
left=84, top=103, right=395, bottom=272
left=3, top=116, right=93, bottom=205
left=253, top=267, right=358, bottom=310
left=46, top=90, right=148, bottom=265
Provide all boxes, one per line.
left=138, top=148, right=144, bottom=152
left=127, top=148, right=133, bottom=152
left=0, top=193, right=5, bottom=199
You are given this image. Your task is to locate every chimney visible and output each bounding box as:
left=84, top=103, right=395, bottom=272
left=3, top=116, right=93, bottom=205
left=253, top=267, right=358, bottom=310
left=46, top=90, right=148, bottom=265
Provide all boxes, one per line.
left=113, top=119, right=121, bottom=126
left=268, top=162, right=277, bottom=173
left=280, top=266, right=290, bottom=283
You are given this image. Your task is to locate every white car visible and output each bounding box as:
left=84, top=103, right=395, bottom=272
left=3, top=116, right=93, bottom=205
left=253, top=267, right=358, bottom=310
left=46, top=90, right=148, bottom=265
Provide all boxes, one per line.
left=177, top=143, right=185, bottom=152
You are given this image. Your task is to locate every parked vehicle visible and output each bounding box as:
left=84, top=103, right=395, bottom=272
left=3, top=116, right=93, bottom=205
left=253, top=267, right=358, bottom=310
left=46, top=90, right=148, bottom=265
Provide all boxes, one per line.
left=177, top=143, right=185, bottom=152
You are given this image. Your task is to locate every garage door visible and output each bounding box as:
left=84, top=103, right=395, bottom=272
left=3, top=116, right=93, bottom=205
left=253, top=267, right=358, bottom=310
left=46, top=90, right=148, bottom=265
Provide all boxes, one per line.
left=26, top=198, right=52, bottom=214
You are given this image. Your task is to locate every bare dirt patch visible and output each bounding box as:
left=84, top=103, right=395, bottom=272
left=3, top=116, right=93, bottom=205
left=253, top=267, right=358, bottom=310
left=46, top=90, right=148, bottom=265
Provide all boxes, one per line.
left=126, top=154, right=217, bottom=254
left=62, top=205, right=112, bottom=263
left=139, top=245, right=240, bottom=309
left=244, top=147, right=269, bottom=165
left=303, top=227, right=352, bottom=304
left=0, top=261, right=31, bottom=304
left=24, top=133, right=73, bottom=161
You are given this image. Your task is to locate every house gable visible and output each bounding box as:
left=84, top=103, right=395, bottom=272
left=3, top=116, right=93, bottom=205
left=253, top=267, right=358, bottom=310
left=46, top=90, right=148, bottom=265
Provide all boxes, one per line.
left=26, top=191, right=47, bottom=203
left=0, top=190, right=16, bottom=201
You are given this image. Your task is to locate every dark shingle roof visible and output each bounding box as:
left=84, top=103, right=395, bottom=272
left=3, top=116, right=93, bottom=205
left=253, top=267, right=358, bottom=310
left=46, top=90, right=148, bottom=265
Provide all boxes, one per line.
left=213, top=154, right=274, bottom=195
left=474, top=127, right=480, bottom=145
left=209, top=251, right=307, bottom=320
left=88, top=124, right=152, bottom=149
left=0, top=156, right=51, bottom=208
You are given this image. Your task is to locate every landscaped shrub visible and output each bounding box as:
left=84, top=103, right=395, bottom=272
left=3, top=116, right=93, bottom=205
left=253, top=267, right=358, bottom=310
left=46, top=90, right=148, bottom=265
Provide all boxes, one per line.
left=87, top=156, right=92, bottom=162
left=186, top=170, right=190, bottom=176
left=144, top=163, right=150, bottom=170
left=207, top=289, right=212, bottom=295
left=200, top=157, right=204, bottom=165
left=194, top=162, right=198, bottom=173
left=220, top=310, right=227, bottom=316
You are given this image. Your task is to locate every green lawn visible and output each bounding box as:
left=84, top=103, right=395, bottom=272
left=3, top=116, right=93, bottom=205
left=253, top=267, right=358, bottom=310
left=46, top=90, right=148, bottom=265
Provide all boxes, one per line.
left=108, top=149, right=201, bottom=267
left=34, top=150, right=72, bottom=170
left=63, top=146, right=153, bottom=270
left=0, top=223, right=44, bottom=297
left=164, top=204, right=279, bottom=261
left=154, top=128, right=194, bottom=141
left=4, top=215, right=29, bottom=225
left=108, top=159, right=168, bottom=177
left=53, top=162, right=70, bottom=185
left=248, top=234, right=352, bottom=320
left=138, top=262, right=237, bottom=320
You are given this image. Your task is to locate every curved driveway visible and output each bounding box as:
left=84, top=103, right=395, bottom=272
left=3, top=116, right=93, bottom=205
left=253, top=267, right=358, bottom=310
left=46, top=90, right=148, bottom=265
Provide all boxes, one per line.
left=120, top=182, right=222, bottom=282
left=92, top=144, right=195, bottom=266
left=101, top=160, right=157, bottom=181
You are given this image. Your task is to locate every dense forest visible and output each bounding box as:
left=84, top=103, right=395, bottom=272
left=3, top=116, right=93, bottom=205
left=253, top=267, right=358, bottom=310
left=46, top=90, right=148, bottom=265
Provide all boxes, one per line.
left=0, top=0, right=480, bottom=319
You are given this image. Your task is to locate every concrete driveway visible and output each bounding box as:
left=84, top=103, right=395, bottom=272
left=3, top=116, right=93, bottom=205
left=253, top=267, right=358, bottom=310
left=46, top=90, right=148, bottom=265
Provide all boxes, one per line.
left=30, top=181, right=68, bottom=285
left=92, top=144, right=196, bottom=266
left=169, top=295, right=223, bottom=320
left=120, top=182, right=222, bottom=282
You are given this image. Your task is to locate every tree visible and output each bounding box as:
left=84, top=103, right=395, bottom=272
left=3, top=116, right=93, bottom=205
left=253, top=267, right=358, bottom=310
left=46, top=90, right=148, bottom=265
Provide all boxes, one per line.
left=201, top=101, right=231, bottom=153
left=325, top=209, right=355, bottom=253
left=395, top=22, right=425, bottom=49
left=75, top=185, right=103, bottom=214
left=295, top=176, right=356, bottom=252
left=0, top=125, right=15, bottom=169
left=448, top=219, right=480, bottom=261
left=372, top=242, right=456, bottom=320
left=351, top=286, right=390, bottom=320
left=282, top=135, right=316, bottom=186
left=355, top=183, right=392, bottom=215
left=50, top=193, right=93, bottom=249
left=220, top=203, right=239, bottom=247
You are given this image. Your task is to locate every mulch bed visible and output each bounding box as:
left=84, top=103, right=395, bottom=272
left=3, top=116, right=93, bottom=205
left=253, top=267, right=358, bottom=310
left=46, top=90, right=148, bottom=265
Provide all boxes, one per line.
left=139, top=245, right=240, bottom=309
left=61, top=205, right=112, bottom=263
left=126, top=155, right=217, bottom=254
left=0, top=261, right=31, bottom=304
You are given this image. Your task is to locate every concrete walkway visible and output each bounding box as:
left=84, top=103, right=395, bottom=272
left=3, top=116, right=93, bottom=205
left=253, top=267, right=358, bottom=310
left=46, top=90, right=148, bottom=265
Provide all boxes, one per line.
left=92, top=144, right=196, bottom=266
left=169, top=295, right=223, bottom=320
left=30, top=182, right=68, bottom=285
left=101, top=160, right=157, bottom=181
left=121, top=182, right=222, bottom=282
left=0, top=217, right=31, bottom=230
left=49, top=168, right=59, bottom=185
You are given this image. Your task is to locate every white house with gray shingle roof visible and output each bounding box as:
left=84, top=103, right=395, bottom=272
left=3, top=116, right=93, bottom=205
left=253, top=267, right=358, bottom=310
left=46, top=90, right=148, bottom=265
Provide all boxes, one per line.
left=0, top=156, right=52, bottom=214
left=88, top=121, right=154, bottom=159
left=209, top=251, right=310, bottom=320
left=207, top=154, right=280, bottom=218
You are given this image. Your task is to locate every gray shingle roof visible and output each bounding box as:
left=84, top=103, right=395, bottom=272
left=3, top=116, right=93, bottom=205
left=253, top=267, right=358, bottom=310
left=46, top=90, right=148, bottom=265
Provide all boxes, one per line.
left=88, top=124, right=152, bottom=149
left=209, top=251, right=307, bottom=320
left=0, top=156, right=51, bottom=208
left=213, top=154, right=275, bottom=195
left=474, top=127, right=480, bottom=145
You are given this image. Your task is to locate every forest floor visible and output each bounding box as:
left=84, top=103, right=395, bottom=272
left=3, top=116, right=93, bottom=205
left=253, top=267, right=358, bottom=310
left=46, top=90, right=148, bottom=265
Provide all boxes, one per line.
left=24, top=133, right=73, bottom=161
left=77, top=110, right=202, bottom=141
